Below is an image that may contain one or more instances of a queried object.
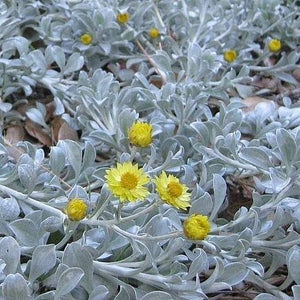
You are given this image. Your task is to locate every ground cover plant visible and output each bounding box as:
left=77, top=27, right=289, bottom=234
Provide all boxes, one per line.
left=0, top=0, right=300, bottom=299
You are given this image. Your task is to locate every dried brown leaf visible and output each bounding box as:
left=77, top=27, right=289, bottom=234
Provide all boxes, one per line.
left=292, top=69, right=300, bottom=83
left=24, top=119, right=52, bottom=146
left=57, top=122, right=78, bottom=141
left=5, top=125, right=26, bottom=161
left=5, top=125, right=25, bottom=144
left=51, top=116, right=64, bottom=142
left=51, top=117, right=78, bottom=143
left=242, top=97, right=277, bottom=113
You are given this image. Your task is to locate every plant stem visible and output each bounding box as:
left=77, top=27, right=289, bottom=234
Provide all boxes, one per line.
left=0, top=184, right=65, bottom=219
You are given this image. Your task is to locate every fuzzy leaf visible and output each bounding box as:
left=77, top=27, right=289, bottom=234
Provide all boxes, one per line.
left=210, top=174, right=227, bottom=220
left=10, top=219, right=39, bottom=246
left=50, top=46, right=66, bottom=71
left=0, top=236, right=20, bottom=274
left=55, top=267, right=84, bottom=299
left=276, top=128, right=296, bottom=169
left=0, top=197, right=20, bottom=221
left=239, top=147, right=271, bottom=169
left=62, top=243, right=94, bottom=293
left=50, top=147, right=66, bottom=175
left=58, top=140, right=82, bottom=181
left=218, top=262, right=249, bottom=286
left=254, top=294, right=278, bottom=300
left=89, top=285, right=110, bottom=300
left=29, top=244, right=56, bottom=283
left=3, top=273, right=30, bottom=300
left=141, top=291, right=174, bottom=300
left=64, top=53, right=84, bottom=74
left=288, top=247, right=300, bottom=284
left=18, top=163, right=36, bottom=193
left=81, top=142, right=96, bottom=172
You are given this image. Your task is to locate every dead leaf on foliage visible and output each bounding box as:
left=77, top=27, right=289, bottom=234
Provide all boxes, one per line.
left=57, top=122, right=78, bottom=141
left=46, top=101, right=56, bottom=122
left=150, top=78, right=163, bottom=89
left=51, top=116, right=78, bottom=143
left=242, top=96, right=278, bottom=113
left=25, top=119, right=52, bottom=146
left=51, top=116, right=64, bottom=142
left=5, top=125, right=25, bottom=144
left=252, top=75, right=281, bottom=91
left=292, top=69, right=300, bottom=83
left=5, top=125, right=25, bottom=161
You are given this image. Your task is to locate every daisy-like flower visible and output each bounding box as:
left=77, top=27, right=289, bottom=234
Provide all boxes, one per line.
left=224, top=49, right=237, bottom=63
left=117, top=12, right=130, bottom=24
left=65, top=198, right=88, bottom=221
left=183, top=214, right=210, bottom=240
left=149, top=28, right=160, bottom=39
left=128, top=121, right=153, bottom=147
left=80, top=33, right=93, bottom=45
left=154, top=171, right=191, bottom=210
left=105, top=162, right=150, bottom=202
left=268, top=39, right=282, bottom=53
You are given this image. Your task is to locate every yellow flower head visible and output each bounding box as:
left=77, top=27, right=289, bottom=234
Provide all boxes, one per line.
left=117, top=12, right=130, bottom=24
left=80, top=33, right=93, bottom=45
left=128, top=122, right=153, bottom=147
left=149, top=28, right=160, bottom=39
left=183, top=214, right=210, bottom=240
left=154, top=171, right=191, bottom=210
left=268, top=39, right=282, bottom=53
left=105, top=162, right=150, bottom=202
left=65, top=198, right=88, bottom=221
left=224, top=49, right=237, bottom=63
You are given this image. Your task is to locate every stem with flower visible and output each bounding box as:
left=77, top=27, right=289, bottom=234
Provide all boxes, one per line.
left=83, top=200, right=158, bottom=226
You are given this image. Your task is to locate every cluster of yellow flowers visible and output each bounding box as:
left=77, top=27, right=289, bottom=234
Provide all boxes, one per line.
left=105, top=162, right=191, bottom=208
left=63, top=120, right=210, bottom=240
left=80, top=12, right=161, bottom=45
left=223, top=38, right=282, bottom=63
left=103, top=159, right=210, bottom=240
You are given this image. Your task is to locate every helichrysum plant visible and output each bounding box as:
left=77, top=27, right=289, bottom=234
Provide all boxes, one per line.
left=149, top=27, right=160, bottom=39
left=183, top=214, right=211, bottom=240
left=80, top=33, right=93, bottom=45
left=117, top=12, right=130, bottom=24
left=65, top=198, right=88, bottom=221
left=154, top=171, right=191, bottom=210
left=128, top=121, right=153, bottom=147
left=224, top=49, right=238, bottom=63
left=105, top=162, right=150, bottom=202
left=268, top=38, right=282, bottom=52
left=1, top=0, right=300, bottom=299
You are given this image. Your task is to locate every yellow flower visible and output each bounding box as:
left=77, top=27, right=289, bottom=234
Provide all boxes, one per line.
left=65, top=198, right=88, bottom=221
left=154, top=171, right=191, bottom=210
left=117, top=12, right=130, bottom=24
left=183, top=214, right=210, bottom=240
left=224, top=49, right=237, bottom=63
left=268, top=39, right=282, bottom=52
left=149, top=28, right=160, bottom=39
left=128, top=122, right=153, bottom=147
left=105, top=162, right=150, bottom=202
left=80, top=33, right=93, bottom=45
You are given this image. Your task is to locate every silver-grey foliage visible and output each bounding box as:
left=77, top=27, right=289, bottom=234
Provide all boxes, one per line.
left=0, top=0, right=300, bottom=299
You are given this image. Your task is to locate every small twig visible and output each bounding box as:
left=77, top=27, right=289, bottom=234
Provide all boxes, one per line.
left=136, top=40, right=167, bottom=85
left=152, top=1, right=166, bottom=30
left=111, top=224, right=183, bottom=241
left=3, top=137, right=73, bottom=189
